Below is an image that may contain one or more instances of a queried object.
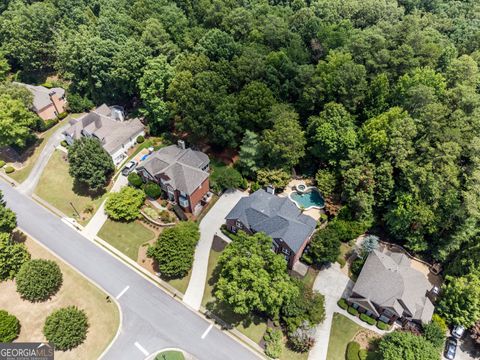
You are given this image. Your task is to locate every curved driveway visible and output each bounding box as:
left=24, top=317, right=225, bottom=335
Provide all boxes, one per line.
left=0, top=181, right=260, bottom=360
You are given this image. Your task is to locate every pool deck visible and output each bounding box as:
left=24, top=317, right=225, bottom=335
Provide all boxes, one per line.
left=279, top=179, right=322, bottom=221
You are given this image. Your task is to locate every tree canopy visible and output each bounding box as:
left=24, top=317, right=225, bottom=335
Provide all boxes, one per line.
left=214, top=231, right=298, bottom=319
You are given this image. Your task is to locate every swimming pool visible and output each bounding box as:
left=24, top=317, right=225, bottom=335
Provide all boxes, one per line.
left=289, top=188, right=325, bottom=209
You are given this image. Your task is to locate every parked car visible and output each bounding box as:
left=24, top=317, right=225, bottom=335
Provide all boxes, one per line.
left=452, top=325, right=465, bottom=339
left=444, top=337, right=457, bottom=359
left=122, top=161, right=137, bottom=176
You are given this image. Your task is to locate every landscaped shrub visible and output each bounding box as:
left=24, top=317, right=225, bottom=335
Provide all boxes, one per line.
left=337, top=256, right=346, bottom=268
left=43, top=306, right=89, bottom=350
left=60, top=140, right=68, bottom=147
left=127, top=172, right=143, bottom=188
left=147, top=222, right=200, bottom=278
left=35, top=118, right=58, bottom=132
left=4, top=166, right=14, bottom=174
left=423, top=321, right=446, bottom=349
left=143, top=182, right=162, bottom=199
left=359, top=313, right=376, bottom=326
left=143, top=207, right=159, bottom=220
left=346, top=341, right=361, bottom=360
left=159, top=210, right=174, bottom=223
left=287, top=321, right=316, bottom=352
left=105, top=187, right=146, bottom=221
left=66, top=93, right=94, bottom=113
left=377, top=321, right=390, bottom=331
left=250, top=181, right=261, bottom=192
left=136, top=135, right=145, bottom=144
left=0, top=160, right=5, bottom=168
left=57, top=111, right=68, bottom=120
left=350, top=257, right=366, bottom=278
left=16, top=259, right=63, bottom=302
left=358, top=349, right=368, bottom=360
left=264, top=328, right=282, bottom=358
left=210, top=166, right=245, bottom=192
left=348, top=306, right=359, bottom=316
left=0, top=310, right=20, bottom=342
left=337, top=298, right=349, bottom=310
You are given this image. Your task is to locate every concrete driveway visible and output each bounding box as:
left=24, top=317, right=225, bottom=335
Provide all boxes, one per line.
left=82, top=174, right=128, bottom=239
left=17, top=123, right=69, bottom=195
left=309, top=263, right=354, bottom=360
left=183, top=189, right=247, bottom=310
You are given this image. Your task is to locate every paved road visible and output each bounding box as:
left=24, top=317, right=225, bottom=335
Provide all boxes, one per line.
left=17, top=123, right=69, bottom=194
left=0, top=181, right=260, bottom=360
left=82, top=174, right=128, bottom=240
left=183, top=189, right=246, bottom=310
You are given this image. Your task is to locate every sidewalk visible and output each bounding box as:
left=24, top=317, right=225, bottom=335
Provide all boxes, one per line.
left=183, top=189, right=247, bottom=310
left=82, top=174, right=128, bottom=240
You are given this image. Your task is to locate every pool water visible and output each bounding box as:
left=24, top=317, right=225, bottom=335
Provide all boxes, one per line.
left=290, top=189, right=325, bottom=209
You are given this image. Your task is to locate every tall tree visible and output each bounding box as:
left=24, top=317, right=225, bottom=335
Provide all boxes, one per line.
left=0, top=94, right=37, bottom=147
left=214, top=231, right=298, bottom=319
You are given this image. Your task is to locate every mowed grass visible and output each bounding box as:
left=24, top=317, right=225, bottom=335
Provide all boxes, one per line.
left=0, top=235, right=120, bottom=360
left=327, top=313, right=364, bottom=360
left=164, top=270, right=192, bottom=294
left=155, top=350, right=185, bottom=360
left=98, top=219, right=155, bottom=260
left=9, top=115, right=79, bottom=183
left=202, top=248, right=267, bottom=344
left=34, top=150, right=106, bottom=223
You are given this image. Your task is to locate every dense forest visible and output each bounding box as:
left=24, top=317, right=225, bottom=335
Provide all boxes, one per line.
left=1, top=0, right=480, bottom=274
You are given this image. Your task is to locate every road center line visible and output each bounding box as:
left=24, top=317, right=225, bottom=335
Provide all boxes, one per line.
left=134, top=341, right=149, bottom=356
left=116, top=286, right=130, bottom=299
left=201, top=324, right=214, bottom=339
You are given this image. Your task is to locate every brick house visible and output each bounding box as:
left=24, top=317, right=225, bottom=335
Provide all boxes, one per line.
left=347, top=248, right=435, bottom=325
left=14, top=82, right=67, bottom=120
left=225, top=188, right=317, bottom=268
left=136, top=141, right=210, bottom=213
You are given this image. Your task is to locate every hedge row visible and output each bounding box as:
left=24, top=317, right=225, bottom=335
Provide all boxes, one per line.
left=337, top=298, right=349, bottom=310
left=377, top=321, right=390, bottom=331
left=359, top=313, right=376, bottom=326
left=347, top=306, right=359, bottom=316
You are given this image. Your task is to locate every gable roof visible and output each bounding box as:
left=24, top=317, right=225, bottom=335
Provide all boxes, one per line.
left=349, top=248, right=434, bottom=323
left=137, top=145, right=210, bottom=195
left=63, top=105, right=144, bottom=155
left=225, top=189, right=317, bottom=253
left=13, top=82, right=65, bottom=112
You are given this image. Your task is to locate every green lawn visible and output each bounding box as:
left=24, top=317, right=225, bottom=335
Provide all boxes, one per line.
left=34, top=150, right=106, bottom=223
left=9, top=118, right=71, bottom=183
left=164, top=271, right=191, bottom=294
left=327, top=313, right=365, bottom=360
left=98, top=219, right=155, bottom=260
left=301, top=267, right=318, bottom=289
left=202, top=248, right=267, bottom=344
left=154, top=350, right=185, bottom=360
left=280, top=344, right=309, bottom=360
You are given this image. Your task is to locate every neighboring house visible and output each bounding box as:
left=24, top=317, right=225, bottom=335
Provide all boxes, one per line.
left=348, top=248, right=435, bottom=325
left=225, top=188, right=317, bottom=268
left=13, top=82, right=67, bottom=120
left=136, top=141, right=210, bottom=213
left=63, top=104, right=144, bottom=166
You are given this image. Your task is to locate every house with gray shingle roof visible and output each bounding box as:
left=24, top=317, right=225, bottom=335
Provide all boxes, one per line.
left=136, top=142, right=210, bottom=213
left=225, top=188, right=317, bottom=268
left=348, top=248, right=435, bottom=325
left=14, top=82, right=67, bottom=120
left=63, top=104, right=145, bottom=166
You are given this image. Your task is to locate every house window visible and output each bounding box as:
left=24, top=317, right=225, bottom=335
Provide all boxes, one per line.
left=236, top=221, right=243, bottom=229
left=281, top=247, right=291, bottom=256
left=379, top=315, right=390, bottom=323
left=365, top=310, right=373, bottom=317
left=179, top=196, right=189, bottom=208
left=352, top=303, right=359, bottom=309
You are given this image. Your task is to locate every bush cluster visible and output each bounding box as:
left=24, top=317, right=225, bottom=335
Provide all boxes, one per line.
left=4, top=166, right=14, bottom=174
left=57, top=112, right=68, bottom=120
left=377, top=321, right=390, bottom=331
left=136, top=135, right=145, bottom=143
left=264, top=328, right=282, bottom=359
left=35, top=118, right=58, bottom=132
left=0, top=310, right=20, bottom=342
left=337, top=298, right=349, bottom=310
left=0, top=160, right=5, bottom=168
left=43, top=306, right=89, bottom=350
left=15, top=259, right=63, bottom=302
left=359, top=313, right=376, bottom=326
left=143, top=182, right=162, bottom=199
left=347, top=306, right=359, bottom=316
left=60, top=140, right=68, bottom=147
left=127, top=172, right=143, bottom=188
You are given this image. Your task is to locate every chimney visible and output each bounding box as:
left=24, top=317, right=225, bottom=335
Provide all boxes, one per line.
left=266, top=185, right=275, bottom=195
left=177, top=140, right=186, bottom=150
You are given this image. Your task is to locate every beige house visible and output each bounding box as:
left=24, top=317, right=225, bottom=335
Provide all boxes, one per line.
left=14, top=82, right=67, bottom=120
left=63, top=104, right=145, bottom=166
